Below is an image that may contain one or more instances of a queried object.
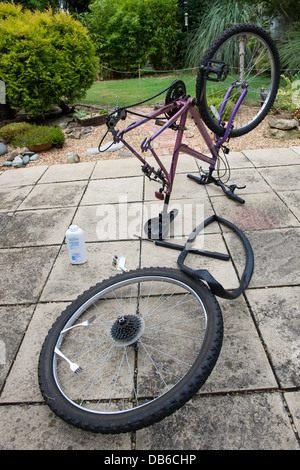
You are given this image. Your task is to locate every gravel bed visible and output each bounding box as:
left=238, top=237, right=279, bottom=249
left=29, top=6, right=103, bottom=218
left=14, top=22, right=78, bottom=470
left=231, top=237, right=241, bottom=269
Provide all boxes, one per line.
left=1, top=106, right=300, bottom=171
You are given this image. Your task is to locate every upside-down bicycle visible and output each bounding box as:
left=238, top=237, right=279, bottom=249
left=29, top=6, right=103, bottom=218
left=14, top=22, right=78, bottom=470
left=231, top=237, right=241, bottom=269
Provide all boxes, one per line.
left=39, top=24, right=280, bottom=434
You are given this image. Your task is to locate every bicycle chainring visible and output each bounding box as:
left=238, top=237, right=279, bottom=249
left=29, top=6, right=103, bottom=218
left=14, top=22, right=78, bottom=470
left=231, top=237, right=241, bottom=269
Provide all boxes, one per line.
left=165, top=80, right=187, bottom=118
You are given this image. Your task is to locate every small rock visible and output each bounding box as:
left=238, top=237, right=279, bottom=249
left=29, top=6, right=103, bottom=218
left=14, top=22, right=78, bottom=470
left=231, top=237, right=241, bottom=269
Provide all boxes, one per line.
left=22, top=154, right=30, bottom=165
left=67, top=152, right=80, bottom=163
left=268, top=118, right=298, bottom=130
left=154, top=100, right=165, bottom=109
left=6, top=150, right=19, bottom=162
left=2, top=161, right=13, bottom=166
left=99, top=141, right=124, bottom=152
left=118, top=151, right=133, bottom=157
left=80, top=127, right=93, bottom=137
left=68, top=131, right=81, bottom=139
left=86, top=147, right=100, bottom=155
left=21, top=151, right=35, bottom=157
left=68, top=122, right=79, bottom=129
left=264, top=128, right=300, bottom=139
left=29, top=154, right=39, bottom=161
left=52, top=116, right=74, bottom=129
left=0, top=142, right=7, bottom=155
left=12, top=156, right=23, bottom=168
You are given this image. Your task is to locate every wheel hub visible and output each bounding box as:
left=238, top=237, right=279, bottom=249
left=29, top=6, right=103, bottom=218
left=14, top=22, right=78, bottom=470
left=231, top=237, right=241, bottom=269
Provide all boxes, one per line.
left=110, top=314, right=145, bottom=347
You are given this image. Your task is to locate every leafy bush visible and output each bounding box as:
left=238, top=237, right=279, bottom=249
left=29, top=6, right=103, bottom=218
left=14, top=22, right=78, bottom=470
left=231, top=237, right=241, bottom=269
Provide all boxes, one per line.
left=0, top=3, right=98, bottom=114
left=11, top=125, right=65, bottom=148
left=0, top=122, right=33, bottom=143
left=273, top=75, right=299, bottom=112
left=83, top=0, right=180, bottom=72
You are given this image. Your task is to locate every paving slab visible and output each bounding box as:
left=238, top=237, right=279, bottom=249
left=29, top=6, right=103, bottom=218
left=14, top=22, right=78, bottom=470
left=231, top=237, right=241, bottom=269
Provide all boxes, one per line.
left=0, top=246, right=59, bottom=304
left=0, top=185, right=33, bottom=212
left=291, top=146, right=300, bottom=155
left=0, top=304, right=35, bottom=392
left=258, top=165, right=300, bottom=191
left=0, top=165, right=48, bottom=187
left=246, top=286, right=300, bottom=388
left=224, top=228, right=300, bottom=288
left=205, top=167, right=273, bottom=198
left=224, top=150, right=255, bottom=169
left=243, top=147, right=300, bottom=167
left=18, top=181, right=87, bottom=209
left=0, top=207, right=74, bottom=247
left=92, top=158, right=143, bottom=179
left=284, top=392, right=300, bottom=435
left=40, top=241, right=140, bottom=302
left=74, top=202, right=143, bottom=241
left=81, top=176, right=143, bottom=205
left=39, top=162, right=96, bottom=183
left=211, top=192, right=299, bottom=231
left=201, top=295, right=277, bottom=392
left=0, top=302, right=71, bottom=403
left=278, top=190, right=300, bottom=222
left=0, top=404, right=131, bottom=450
left=136, top=393, right=298, bottom=450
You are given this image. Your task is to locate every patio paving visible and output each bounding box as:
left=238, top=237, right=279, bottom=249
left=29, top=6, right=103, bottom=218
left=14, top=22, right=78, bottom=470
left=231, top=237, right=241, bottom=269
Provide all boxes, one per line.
left=0, top=146, right=299, bottom=450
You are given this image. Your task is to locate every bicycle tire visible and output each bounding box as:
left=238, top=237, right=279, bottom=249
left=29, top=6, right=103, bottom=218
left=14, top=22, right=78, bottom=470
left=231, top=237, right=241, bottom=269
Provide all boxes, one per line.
left=196, top=23, right=280, bottom=138
left=38, top=267, right=223, bottom=434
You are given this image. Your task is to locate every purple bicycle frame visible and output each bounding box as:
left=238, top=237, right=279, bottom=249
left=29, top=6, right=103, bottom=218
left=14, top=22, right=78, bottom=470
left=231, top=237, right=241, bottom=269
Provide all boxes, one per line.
left=111, top=88, right=247, bottom=200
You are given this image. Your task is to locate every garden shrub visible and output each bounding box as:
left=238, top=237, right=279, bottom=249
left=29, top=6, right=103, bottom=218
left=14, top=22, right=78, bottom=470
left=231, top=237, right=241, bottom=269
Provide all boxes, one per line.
left=272, top=75, right=299, bottom=113
left=0, top=121, right=33, bottom=143
left=0, top=3, right=98, bottom=115
left=11, top=124, right=65, bottom=148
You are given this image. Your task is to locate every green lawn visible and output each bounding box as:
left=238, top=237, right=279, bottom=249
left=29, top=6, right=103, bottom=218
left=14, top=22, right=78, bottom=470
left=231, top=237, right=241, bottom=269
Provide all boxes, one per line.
left=80, top=73, right=197, bottom=108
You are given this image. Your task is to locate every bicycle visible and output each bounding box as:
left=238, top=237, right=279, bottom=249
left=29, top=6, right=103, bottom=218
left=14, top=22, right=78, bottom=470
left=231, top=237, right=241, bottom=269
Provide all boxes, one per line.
left=38, top=24, right=280, bottom=434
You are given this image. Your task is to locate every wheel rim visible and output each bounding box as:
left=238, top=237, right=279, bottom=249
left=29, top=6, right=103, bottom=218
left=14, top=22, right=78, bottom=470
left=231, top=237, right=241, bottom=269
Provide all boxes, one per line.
left=201, top=31, right=277, bottom=135
left=52, top=275, right=210, bottom=415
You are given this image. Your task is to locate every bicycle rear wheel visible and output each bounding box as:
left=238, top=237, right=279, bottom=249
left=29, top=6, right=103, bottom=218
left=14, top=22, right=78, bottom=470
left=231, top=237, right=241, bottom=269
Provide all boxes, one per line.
left=196, top=23, right=280, bottom=138
left=38, top=268, right=223, bottom=434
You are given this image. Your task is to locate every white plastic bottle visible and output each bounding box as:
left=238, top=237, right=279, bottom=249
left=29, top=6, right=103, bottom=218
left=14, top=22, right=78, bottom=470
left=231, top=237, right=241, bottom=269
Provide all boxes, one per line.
left=66, top=225, right=87, bottom=264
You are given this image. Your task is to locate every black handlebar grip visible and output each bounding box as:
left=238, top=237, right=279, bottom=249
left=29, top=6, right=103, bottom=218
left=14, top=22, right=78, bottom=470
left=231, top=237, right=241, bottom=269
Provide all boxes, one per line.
left=227, top=191, right=245, bottom=204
